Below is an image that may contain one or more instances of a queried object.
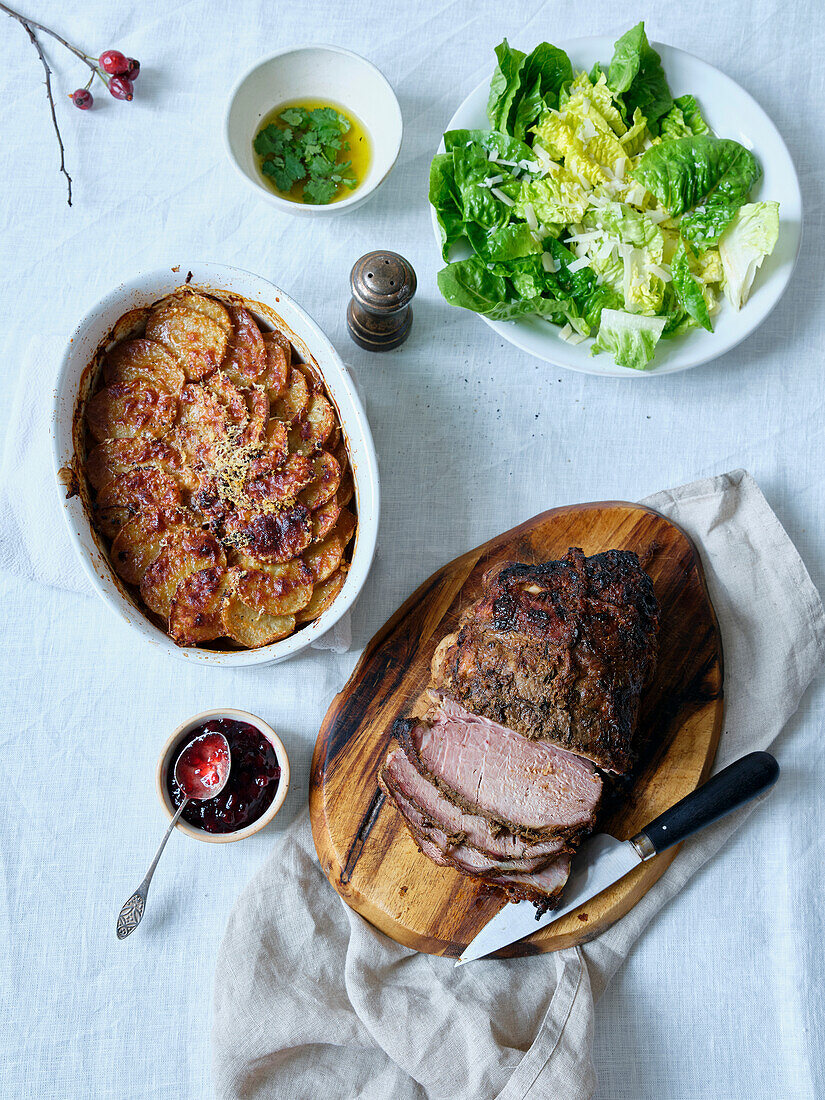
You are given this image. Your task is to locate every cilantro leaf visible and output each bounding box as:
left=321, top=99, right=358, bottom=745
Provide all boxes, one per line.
left=303, top=177, right=338, bottom=204
left=262, top=150, right=305, bottom=191
left=308, top=155, right=335, bottom=178
left=279, top=107, right=308, bottom=127
left=253, top=124, right=291, bottom=157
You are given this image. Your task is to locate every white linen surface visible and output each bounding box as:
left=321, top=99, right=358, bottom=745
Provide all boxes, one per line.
left=211, top=470, right=824, bottom=1100
left=1, top=1, right=824, bottom=1098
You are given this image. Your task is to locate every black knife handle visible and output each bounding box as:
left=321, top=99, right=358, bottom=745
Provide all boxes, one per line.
left=631, top=751, right=779, bottom=859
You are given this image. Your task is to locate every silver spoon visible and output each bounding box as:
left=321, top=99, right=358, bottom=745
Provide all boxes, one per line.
left=116, top=731, right=231, bottom=939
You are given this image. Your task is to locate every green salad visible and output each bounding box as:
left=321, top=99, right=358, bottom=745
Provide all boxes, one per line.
left=430, top=22, right=780, bottom=369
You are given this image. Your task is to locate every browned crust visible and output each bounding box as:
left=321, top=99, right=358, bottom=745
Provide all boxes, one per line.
left=434, top=548, right=660, bottom=775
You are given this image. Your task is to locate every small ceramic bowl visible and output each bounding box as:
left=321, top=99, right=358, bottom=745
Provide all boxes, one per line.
left=225, top=45, right=403, bottom=216
left=156, top=709, right=290, bottom=843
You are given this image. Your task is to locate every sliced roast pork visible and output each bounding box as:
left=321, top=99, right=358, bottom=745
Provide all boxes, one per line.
left=380, top=547, right=659, bottom=910
left=379, top=745, right=569, bottom=875
left=412, top=833, right=572, bottom=906
left=434, top=548, right=660, bottom=775
left=395, top=696, right=602, bottom=837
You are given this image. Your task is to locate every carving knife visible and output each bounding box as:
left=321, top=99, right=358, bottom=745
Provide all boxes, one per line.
left=456, top=751, right=779, bottom=966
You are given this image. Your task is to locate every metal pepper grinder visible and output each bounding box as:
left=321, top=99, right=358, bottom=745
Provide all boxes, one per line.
left=347, top=251, right=416, bottom=351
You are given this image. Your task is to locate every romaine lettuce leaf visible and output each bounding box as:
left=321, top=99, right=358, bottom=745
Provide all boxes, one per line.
left=690, top=247, right=723, bottom=284
left=514, top=170, right=591, bottom=230
left=443, top=129, right=535, bottom=164
left=718, top=201, right=780, bottom=308
left=671, top=242, right=713, bottom=331
left=512, top=43, right=574, bottom=139
left=658, top=282, right=694, bottom=337
left=566, top=70, right=627, bottom=136
left=512, top=75, right=544, bottom=144
left=586, top=246, right=625, bottom=297
left=581, top=202, right=666, bottom=314
left=542, top=239, right=622, bottom=332
left=436, top=242, right=619, bottom=332
left=429, top=154, right=465, bottom=260
left=591, top=308, right=666, bottom=368
left=631, top=135, right=761, bottom=247
left=631, top=135, right=759, bottom=216
left=488, top=39, right=573, bottom=139
left=480, top=223, right=543, bottom=262
left=607, top=22, right=673, bottom=132
left=436, top=256, right=561, bottom=320
left=620, top=108, right=649, bottom=155
left=452, top=144, right=514, bottom=231
left=660, top=94, right=709, bottom=140
left=487, top=40, right=526, bottom=132
left=533, top=112, right=610, bottom=186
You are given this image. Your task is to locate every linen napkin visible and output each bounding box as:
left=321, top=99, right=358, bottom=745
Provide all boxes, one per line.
left=212, top=469, right=825, bottom=1100
left=0, top=335, right=354, bottom=651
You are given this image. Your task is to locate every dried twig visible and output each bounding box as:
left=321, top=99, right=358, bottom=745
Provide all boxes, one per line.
left=0, top=3, right=97, bottom=73
left=14, top=17, right=73, bottom=205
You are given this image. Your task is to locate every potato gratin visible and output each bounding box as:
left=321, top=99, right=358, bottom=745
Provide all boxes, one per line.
left=83, top=287, right=355, bottom=648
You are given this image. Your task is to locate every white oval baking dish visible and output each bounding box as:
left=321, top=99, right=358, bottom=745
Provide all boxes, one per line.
left=52, top=262, right=379, bottom=666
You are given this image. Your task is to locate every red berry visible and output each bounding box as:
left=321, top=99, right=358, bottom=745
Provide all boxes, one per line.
left=124, top=58, right=140, bottom=81
left=99, top=49, right=128, bottom=75
left=71, top=88, right=93, bottom=110
left=108, top=76, right=134, bottom=101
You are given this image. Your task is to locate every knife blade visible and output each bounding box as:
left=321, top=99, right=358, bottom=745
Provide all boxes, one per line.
left=456, top=750, right=779, bottom=965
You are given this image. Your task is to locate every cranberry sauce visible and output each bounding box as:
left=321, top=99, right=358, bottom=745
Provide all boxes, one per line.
left=175, top=732, right=230, bottom=799
left=168, top=717, right=280, bottom=833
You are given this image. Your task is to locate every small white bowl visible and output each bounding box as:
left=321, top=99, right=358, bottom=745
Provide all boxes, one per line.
left=225, top=45, right=403, bottom=216
left=52, top=262, right=380, bottom=667
left=156, top=709, right=290, bottom=843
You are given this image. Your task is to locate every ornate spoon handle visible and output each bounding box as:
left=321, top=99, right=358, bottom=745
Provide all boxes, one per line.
left=116, top=799, right=188, bottom=939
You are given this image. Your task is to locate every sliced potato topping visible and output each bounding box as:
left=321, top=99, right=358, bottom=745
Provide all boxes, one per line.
left=169, top=566, right=231, bottom=645
left=86, top=437, right=184, bottom=492
left=84, top=289, right=357, bottom=650
left=296, top=566, right=348, bottom=623
left=103, top=338, right=185, bottom=393
left=145, top=303, right=228, bottom=381
left=234, top=559, right=314, bottom=616
left=271, top=368, right=309, bottom=425
left=94, top=467, right=181, bottom=539
left=140, top=528, right=226, bottom=619
left=299, top=451, right=341, bottom=510
left=86, top=381, right=177, bottom=442
left=220, top=305, right=266, bottom=384
left=110, top=506, right=186, bottom=585
left=179, top=292, right=232, bottom=333
left=288, top=393, right=335, bottom=454
left=310, top=497, right=341, bottom=542
left=260, top=331, right=290, bottom=397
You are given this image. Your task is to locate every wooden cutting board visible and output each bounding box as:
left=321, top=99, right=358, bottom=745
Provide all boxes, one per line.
left=310, top=502, right=724, bottom=958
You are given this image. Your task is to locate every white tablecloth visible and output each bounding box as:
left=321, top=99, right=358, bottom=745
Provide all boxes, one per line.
left=1, top=1, right=823, bottom=1097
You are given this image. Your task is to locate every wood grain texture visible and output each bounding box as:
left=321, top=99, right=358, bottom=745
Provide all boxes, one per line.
left=310, top=502, right=724, bottom=958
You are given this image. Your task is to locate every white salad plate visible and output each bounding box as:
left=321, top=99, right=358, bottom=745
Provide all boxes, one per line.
left=52, top=262, right=379, bottom=667
left=432, top=36, right=802, bottom=377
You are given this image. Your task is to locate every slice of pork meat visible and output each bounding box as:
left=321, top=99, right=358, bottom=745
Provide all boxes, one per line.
left=379, top=751, right=569, bottom=875
left=413, top=833, right=572, bottom=907
left=380, top=742, right=569, bottom=867
left=493, top=855, right=573, bottom=907
left=394, top=696, right=602, bottom=837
